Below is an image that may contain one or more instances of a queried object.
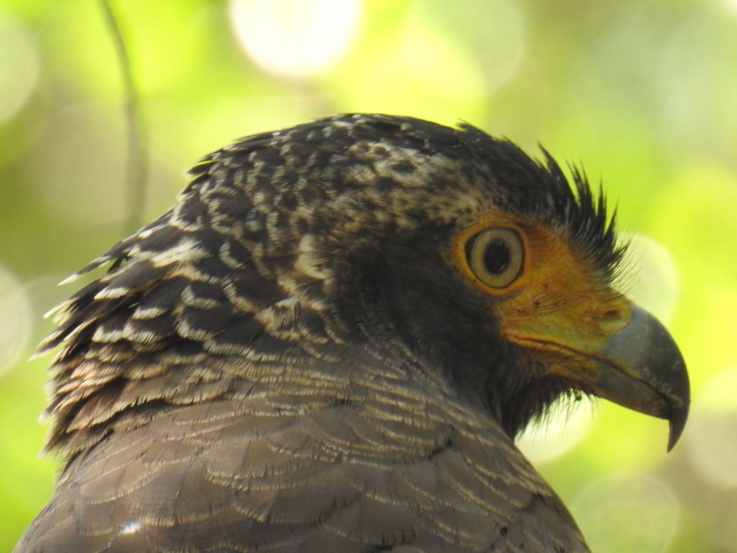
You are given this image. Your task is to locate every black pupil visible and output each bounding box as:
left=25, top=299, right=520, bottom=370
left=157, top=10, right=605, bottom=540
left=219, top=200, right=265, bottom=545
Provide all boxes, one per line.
left=483, top=238, right=510, bottom=275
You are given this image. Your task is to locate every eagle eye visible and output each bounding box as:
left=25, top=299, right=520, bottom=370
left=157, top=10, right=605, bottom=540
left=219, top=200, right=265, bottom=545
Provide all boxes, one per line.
left=465, top=228, right=524, bottom=289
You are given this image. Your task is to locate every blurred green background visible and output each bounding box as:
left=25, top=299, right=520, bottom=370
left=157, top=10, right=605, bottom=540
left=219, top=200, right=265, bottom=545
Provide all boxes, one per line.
left=2, top=1, right=736, bottom=551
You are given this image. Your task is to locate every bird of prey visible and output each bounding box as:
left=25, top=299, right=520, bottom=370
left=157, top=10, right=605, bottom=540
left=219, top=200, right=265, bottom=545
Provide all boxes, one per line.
left=15, top=114, right=689, bottom=553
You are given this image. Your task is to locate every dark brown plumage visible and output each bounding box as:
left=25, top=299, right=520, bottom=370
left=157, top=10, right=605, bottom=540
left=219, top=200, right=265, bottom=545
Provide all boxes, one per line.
left=15, top=114, right=689, bottom=553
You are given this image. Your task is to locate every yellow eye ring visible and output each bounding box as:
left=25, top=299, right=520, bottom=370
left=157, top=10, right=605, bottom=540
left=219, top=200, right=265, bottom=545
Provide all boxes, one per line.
left=464, top=227, right=524, bottom=289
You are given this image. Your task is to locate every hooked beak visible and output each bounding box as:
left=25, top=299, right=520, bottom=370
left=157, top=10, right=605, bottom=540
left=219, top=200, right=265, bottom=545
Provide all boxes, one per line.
left=592, top=305, right=689, bottom=451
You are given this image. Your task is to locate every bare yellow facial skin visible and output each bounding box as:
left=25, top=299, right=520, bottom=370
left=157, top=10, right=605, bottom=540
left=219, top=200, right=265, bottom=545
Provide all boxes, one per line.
left=455, top=211, right=631, bottom=367
left=455, top=211, right=689, bottom=449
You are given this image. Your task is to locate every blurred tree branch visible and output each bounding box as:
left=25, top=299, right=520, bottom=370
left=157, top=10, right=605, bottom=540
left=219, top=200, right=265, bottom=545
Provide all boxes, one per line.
left=100, top=0, right=148, bottom=234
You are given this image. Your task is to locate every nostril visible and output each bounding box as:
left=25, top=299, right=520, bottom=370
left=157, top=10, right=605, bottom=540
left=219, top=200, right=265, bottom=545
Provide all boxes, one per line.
left=599, top=308, right=628, bottom=333
left=601, top=309, right=621, bottom=322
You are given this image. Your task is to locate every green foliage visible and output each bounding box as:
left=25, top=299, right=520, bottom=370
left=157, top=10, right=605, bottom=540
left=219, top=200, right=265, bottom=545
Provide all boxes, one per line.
left=1, top=1, right=736, bottom=551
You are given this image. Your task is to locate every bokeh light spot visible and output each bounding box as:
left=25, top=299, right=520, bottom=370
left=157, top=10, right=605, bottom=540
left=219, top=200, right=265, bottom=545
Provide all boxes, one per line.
left=686, top=367, right=737, bottom=489
left=0, top=266, right=33, bottom=376
left=397, top=22, right=486, bottom=102
left=409, top=0, right=526, bottom=94
left=517, top=399, right=596, bottom=464
left=25, top=106, right=126, bottom=227
left=572, top=473, right=680, bottom=553
left=229, top=0, right=362, bottom=80
left=0, top=8, right=39, bottom=123
left=617, top=233, right=679, bottom=324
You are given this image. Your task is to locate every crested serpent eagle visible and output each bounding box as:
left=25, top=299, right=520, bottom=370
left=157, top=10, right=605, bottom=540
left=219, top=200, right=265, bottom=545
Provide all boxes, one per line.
left=14, top=114, right=689, bottom=553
